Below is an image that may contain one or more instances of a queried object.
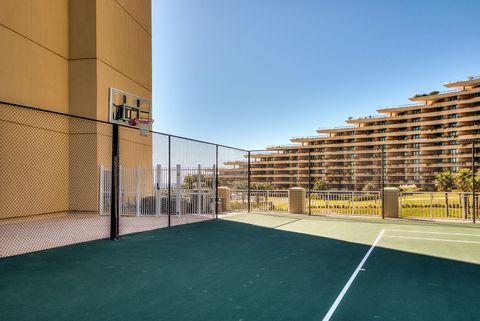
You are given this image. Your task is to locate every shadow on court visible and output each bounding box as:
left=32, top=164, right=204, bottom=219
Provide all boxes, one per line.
left=0, top=219, right=479, bottom=321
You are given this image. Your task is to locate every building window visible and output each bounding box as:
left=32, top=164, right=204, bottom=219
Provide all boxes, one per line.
left=449, top=105, right=457, bottom=110
left=449, top=114, right=458, bottom=119
left=412, top=126, right=421, bottom=131
left=412, top=134, right=420, bottom=139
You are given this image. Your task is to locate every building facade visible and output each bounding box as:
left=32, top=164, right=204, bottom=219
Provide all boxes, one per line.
left=251, top=76, right=480, bottom=191
left=0, top=0, right=152, bottom=219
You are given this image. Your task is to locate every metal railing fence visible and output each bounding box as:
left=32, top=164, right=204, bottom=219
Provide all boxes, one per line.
left=100, top=166, right=216, bottom=217
left=249, top=190, right=289, bottom=212
left=309, top=191, right=381, bottom=216
left=399, top=192, right=480, bottom=220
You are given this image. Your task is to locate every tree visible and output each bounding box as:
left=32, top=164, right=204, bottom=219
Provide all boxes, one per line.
left=435, top=171, right=456, bottom=217
left=455, top=169, right=472, bottom=219
left=312, top=179, right=328, bottom=191
left=362, top=180, right=378, bottom=192
left=182, top=174, right=213, bottom=190
left=399, top=184, right=418, bottom=192
left=250, top=182, right=273, bottom=206
left=182, top=175, right=197, bottom=189
left=250, top=182, right=273, bottom=190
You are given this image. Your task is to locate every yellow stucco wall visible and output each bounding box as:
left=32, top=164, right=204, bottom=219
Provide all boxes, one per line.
left=0, top=0, right=69, bottom=112
left=0, top=0, right=152, bottom=219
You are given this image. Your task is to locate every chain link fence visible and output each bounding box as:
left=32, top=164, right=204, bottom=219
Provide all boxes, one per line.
left=0, top=102, right=112, bottom=257
left=0, top=102, right=249, bottom=258
left=1, top=101, right=480, bottom=258
left=248, top=141, right=480, bottom=221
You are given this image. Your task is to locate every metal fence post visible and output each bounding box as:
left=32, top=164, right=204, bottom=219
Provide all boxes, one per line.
left=197, top=164, right=202, bottom=215
left=429, top=192, right=433, bottom=219
left=351, top=191, right=355, bottom=215
left=176, top=164, right=181, bottom=216
left=326, top=190, right=330, bottom=213
left=381, top=145, right=385, bottom=219
left=399, top=192, right=402, bottom=218
left=472, top=140, right=476, bottom=223
left=156, top=164, right=161, bottom=216
left=110, top=124, right=119, bottom=240
left=136, top=166, right=141, bottom=216
left=99, top=165, right=104, bottom=216
left=119, top=165, right=122, bottom=217
left=215, top=145, right=219, bottom=219
left=308, top=149, right=311, bottom=215
left=247, top=151, right=251, bottom=213
left=168, top=135, right=171, bottom=227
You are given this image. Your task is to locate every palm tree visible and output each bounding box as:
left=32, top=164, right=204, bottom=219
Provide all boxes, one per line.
left=455, top=168, right=472, bottom=219
left=312, top=179, right=328, bottom=191
left=435, top=171, right=456, bottom=217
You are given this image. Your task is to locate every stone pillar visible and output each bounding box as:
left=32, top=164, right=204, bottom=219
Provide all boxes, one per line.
left=384, top=188, right=399, bottom=218
left=288, top=187, right=306, bottom=214
left=218, top=187, right=231, bottom=212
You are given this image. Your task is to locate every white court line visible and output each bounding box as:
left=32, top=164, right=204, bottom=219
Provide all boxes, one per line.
left=385, top=229, right=480, bottom=237
left=383, top=235, right=480, bottom=244
left=321, top=229, right=385, bottom=321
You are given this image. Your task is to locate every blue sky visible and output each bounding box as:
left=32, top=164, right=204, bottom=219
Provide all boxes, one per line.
left=152, top=0, right=480, bottom=150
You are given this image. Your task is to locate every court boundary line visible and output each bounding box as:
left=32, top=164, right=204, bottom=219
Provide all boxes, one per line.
left=272, top=219, right=301, bottom=229
left=321, top=229, right=385, bottom=321
left=383, top=235, right=480, bottom=244
left=385, top=229, right=480, bottom=237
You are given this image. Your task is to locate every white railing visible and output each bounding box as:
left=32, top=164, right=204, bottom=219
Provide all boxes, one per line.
left=309, top=191, right=381, bottom=216
left=249, top=190, right=289, bottom=212
left=399, top=191, right=479, bottom=220
left=99, top=165, right=216, bottom=217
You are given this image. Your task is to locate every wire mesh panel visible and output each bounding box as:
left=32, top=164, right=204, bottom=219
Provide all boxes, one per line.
left=118, top=130, right=170, bottom=235
left=0, top=103, right=112, bottom=258
left=218, top=146, right=249, bottom=212
left=169, top=136, right=217, bottom=226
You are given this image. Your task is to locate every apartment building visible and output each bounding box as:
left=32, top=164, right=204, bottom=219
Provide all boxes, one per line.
left=250, top=76, right=480, bottom=191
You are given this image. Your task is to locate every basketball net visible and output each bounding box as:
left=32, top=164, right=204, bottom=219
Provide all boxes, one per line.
left=138, top=119, right=154, bottom=136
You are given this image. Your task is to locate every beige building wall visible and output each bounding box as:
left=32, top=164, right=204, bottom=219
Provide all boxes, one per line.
left=0, top=0, right=152, bottom=219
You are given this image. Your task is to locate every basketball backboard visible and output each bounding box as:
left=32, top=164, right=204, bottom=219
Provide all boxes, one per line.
left=108, top=88, right=152, bottom=132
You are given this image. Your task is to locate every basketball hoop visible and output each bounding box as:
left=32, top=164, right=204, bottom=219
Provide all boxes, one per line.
left=138, top=119, right=154, bottom=136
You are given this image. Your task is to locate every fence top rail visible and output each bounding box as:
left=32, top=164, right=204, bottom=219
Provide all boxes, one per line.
left=310, top=190, right=381, bottom=194
left=0, top=100, right=249, bottom=153
left=400, top=191, right=474, bottom=195
left=248, top=190, right=289, bottom=193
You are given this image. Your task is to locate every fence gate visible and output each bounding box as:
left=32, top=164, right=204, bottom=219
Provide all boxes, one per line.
left=99, top=165, right=216, bottom=217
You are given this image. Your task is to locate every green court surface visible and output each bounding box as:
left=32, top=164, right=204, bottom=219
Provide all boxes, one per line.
left=1, top=214, right=480, bottom=321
